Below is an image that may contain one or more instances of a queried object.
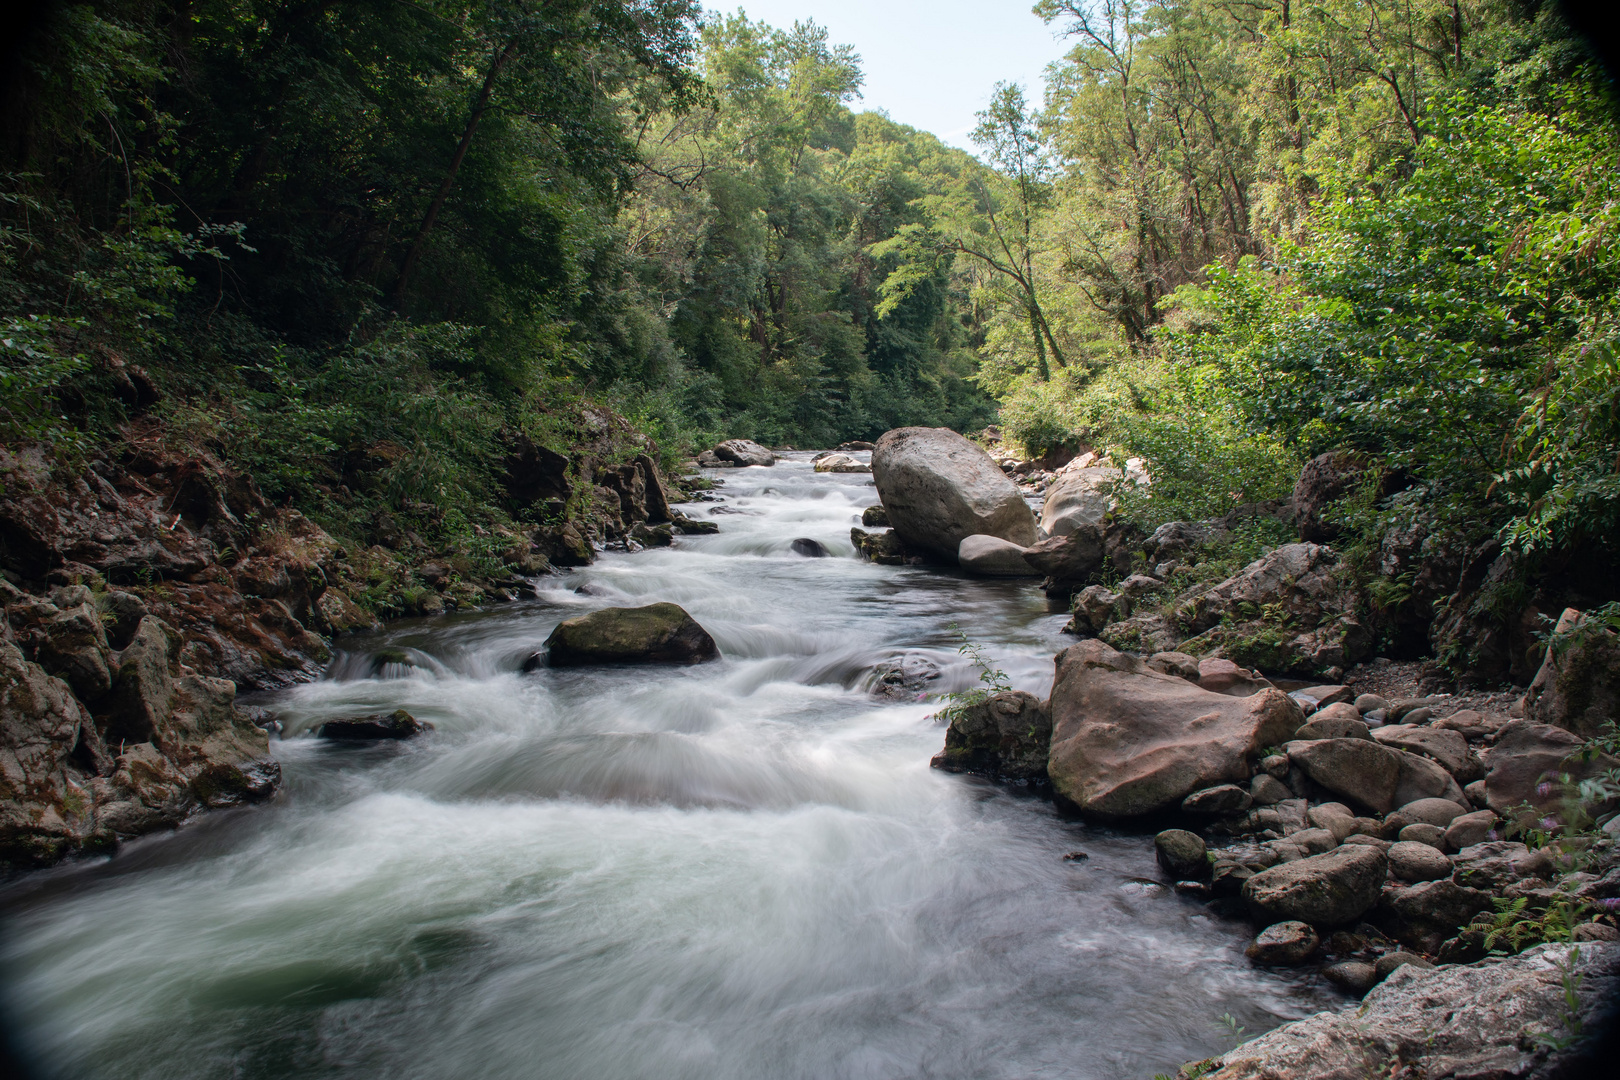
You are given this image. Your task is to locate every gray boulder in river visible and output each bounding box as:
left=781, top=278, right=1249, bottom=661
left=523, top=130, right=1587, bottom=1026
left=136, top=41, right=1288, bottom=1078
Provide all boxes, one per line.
left=871, top=427, right=1036, bottom=561
left=705, top=439, right=775, bottom=467
left=1046, top=639, right=1302, bottom=818
left=541, top=603, right=719, bottom=667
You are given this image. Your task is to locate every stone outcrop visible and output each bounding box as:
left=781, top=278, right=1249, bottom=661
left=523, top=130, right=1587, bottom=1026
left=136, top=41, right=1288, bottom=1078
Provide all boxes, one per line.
left=1524, top=608, right=1620, bottom=739
left=1483, top=719, right=1619, bottom=820
left=929, top=691, right=1050, bottom=781
left=1046, top=640, right=1302, bottom=818
left=1178, top=542, right=1371, bottom=677
left=1198, top=942, right=1620, bottom=1080
left=1290, top=449, right=1373, bottom=542
left=540, top=603, right=719, bottom=667
left=1, top=610, right=278, bottom=867
left=871, top=427, right=1036, bottom=560
left=0, top=644, right=103, bottom=864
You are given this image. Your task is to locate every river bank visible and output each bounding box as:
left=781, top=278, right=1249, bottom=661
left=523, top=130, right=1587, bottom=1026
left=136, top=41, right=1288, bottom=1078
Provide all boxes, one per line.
left=4, top=436, right=1617, bottom=1080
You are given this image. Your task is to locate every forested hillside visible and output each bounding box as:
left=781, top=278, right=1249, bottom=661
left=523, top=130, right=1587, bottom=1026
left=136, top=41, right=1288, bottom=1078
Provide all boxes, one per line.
left=3, top=0, right=1618, bottom=680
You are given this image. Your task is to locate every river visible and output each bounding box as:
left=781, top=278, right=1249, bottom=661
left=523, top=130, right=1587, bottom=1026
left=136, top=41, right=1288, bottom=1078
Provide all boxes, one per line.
left=1, top=452, right=1335, bottom=1079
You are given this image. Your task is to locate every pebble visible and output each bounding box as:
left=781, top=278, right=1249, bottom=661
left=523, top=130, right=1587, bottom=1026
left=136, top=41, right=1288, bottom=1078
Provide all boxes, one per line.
left=1387, top=840, right=1452, bottom=882
left=1323, top=960, right=1378, bottom=994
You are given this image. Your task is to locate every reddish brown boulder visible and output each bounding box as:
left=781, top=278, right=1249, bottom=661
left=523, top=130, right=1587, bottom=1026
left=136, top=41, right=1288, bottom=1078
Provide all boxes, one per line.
left=1047, top=640, right=1303, bottom=819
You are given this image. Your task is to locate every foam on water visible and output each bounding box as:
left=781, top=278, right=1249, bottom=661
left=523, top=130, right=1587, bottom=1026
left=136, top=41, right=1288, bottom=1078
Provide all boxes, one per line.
left=0, top=453, right=1335, bottom=1080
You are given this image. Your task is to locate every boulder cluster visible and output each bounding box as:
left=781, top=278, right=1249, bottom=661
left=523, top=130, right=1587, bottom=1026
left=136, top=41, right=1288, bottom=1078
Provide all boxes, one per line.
left=933, top=634, right=1620, bottom=1004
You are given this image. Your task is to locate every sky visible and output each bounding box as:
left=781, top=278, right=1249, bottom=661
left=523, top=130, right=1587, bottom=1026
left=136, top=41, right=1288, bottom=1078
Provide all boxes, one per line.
left=705, top=2, right=1076, bottom=151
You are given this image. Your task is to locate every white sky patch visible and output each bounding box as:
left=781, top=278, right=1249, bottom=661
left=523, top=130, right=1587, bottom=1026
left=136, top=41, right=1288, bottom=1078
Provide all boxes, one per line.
left=706, top=2, right=1074, bottom=152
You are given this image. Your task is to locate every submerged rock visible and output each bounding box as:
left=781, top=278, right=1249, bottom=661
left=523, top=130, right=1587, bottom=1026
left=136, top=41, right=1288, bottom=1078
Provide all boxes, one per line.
left=871, top=427, right=1036, bottom=560
left=541, top=603, right=719, bottom=667
left=871, top=654, right=942, bottom=699
left=789, top=537, right=829, bottom=558
left=318, top=709, right=433, bottom=741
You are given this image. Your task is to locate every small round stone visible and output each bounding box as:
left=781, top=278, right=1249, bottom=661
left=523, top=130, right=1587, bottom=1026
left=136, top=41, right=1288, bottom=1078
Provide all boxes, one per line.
left=1246, top=921, right=1320, bottom=966
left=1323, top=960, right=1377, bottom=994
left=1354, top=694, right=1389, bottom=715
left=1398, top=823, right=1446, bottom=849
left=1386, top=840, right=1452, bottom=882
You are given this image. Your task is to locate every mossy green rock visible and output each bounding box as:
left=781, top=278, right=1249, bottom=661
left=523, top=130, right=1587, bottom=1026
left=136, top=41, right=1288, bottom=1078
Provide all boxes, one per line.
left=543, top=603, right=719, bottom=667
left=930, top=691, right=1050, bottom=781
left=1155, top=829, right=1209, bottom=880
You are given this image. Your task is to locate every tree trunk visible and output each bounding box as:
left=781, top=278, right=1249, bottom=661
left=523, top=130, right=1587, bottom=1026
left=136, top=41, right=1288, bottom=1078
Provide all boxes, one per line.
left=392, top=38, right=519, bottom=308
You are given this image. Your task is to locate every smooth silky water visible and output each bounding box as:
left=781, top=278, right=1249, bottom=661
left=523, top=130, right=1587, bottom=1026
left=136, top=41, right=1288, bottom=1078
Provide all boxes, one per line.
left=1, top=453, right=1337, bottom=1079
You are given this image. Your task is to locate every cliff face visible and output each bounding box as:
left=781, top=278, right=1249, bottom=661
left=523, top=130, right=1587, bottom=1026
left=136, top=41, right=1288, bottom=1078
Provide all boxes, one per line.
left=0, top=410, right=702, bottom=867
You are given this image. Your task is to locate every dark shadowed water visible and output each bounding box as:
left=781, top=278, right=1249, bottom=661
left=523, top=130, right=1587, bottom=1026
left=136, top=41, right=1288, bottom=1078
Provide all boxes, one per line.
left=1, top=453, right=1336, bottom=1080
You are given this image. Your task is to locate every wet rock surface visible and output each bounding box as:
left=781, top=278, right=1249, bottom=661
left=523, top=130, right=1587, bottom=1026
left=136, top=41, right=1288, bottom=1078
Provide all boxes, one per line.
left=540, top=603, right=719, bottom=667
left=929, top=691, right=1050, bottom=781
left=317, top=709, right=434, bottom=741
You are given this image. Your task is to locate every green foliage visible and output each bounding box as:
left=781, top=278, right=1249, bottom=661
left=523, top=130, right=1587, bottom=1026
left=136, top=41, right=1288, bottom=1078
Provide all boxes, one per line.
left=1482, top=896, right=1583, bottom=956
left=934, top=624, right=1012, bottom=722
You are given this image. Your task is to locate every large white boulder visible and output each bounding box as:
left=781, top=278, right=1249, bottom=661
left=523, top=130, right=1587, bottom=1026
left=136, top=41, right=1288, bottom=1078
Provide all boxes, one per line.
left=871, top=428, right=1036, bottom=561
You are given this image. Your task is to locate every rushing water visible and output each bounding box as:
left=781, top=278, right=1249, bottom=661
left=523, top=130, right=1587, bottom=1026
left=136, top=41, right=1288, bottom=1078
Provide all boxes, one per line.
left=1, top=453, right=1336, bottom=1080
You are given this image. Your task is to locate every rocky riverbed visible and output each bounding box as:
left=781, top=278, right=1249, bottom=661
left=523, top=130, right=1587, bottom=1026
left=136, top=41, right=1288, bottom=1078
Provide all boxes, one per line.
left=3, top=426, right=1617, bottom=1079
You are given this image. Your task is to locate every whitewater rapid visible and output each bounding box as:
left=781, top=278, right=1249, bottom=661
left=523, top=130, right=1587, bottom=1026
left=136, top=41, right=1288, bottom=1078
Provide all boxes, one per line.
left=1, top=453, right=1333, bottom=1079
